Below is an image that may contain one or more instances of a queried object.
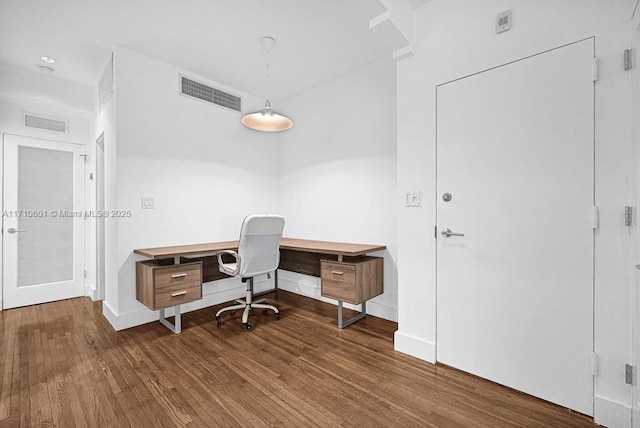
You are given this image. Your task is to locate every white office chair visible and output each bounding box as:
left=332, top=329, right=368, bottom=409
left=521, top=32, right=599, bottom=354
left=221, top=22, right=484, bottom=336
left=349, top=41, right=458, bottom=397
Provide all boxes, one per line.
left=215, top=214, right=285, bottom=331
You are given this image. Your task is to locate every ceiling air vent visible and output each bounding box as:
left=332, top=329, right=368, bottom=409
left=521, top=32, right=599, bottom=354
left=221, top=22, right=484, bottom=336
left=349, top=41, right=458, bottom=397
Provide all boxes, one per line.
left=24, top=114, right=67, bottom=133
left=99, top=53, right=114, bottom=112
left=180, top=75, right=242, bottom=112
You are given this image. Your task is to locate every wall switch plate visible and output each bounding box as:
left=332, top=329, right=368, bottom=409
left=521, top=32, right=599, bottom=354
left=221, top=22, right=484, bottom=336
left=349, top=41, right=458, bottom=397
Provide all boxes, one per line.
left=405, top=191, right=421, bottom=207
left=141, top=197, right=155, bottom=209
left=496, top=10, right=512, bottom=33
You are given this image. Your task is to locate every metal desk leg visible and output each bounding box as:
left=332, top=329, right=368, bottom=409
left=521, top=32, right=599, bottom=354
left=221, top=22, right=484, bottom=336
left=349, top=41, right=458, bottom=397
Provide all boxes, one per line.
left=159, top=305, right=181, bottom=334
left=253, top=270, right=280, bottom=298
left=337, top=300, right=367, bottom=329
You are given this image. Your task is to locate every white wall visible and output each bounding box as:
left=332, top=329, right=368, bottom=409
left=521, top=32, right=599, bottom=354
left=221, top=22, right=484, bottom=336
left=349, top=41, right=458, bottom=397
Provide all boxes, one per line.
left=0, top=65, right=94, bottom=147
left=0, top=64, right=95, bottom=309
left=395, top=0, right=635, bottom=426
left=95, top=59, right=119, bottom=312
left=100, top=46, right=280, bottom=329
left=277, top=57, right=398, bottom=321
left=0, top=64, right=94, bottom=112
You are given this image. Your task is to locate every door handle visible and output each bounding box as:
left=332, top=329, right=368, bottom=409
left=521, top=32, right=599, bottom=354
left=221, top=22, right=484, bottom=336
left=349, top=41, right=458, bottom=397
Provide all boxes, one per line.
left=6, top=228, right=27, bottom=234
left=441, top=228, right=464, bottom=238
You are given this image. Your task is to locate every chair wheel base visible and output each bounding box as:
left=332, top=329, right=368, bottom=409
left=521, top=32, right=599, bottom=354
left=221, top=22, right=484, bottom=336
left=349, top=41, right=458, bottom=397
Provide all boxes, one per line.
left=275, top=312, right=281, bottom=320
left=215, top=315, right=222, bottom=326
left=243, top=322, right=253, bottom=331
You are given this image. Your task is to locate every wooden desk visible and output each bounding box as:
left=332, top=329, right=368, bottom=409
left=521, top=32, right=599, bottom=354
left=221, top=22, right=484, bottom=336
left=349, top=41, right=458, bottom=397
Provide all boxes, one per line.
left=134, top=238, right=384, bottom=259
left=134, top=238, right=386, bottom=331
left=280, top=238, right=385, bottom=257
left=134, top=240, right=239, bottom=260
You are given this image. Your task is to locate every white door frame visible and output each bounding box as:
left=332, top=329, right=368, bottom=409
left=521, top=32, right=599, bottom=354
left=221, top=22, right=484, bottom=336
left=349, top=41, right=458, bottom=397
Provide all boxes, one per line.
left=95, top=133, right=105, bottom=301
left=632, top=9, right=640, bottom=427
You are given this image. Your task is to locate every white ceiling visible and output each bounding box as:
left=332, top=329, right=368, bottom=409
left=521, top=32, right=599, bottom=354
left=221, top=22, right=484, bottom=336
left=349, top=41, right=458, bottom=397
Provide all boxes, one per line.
left=0, top=0, right=397, bottom=103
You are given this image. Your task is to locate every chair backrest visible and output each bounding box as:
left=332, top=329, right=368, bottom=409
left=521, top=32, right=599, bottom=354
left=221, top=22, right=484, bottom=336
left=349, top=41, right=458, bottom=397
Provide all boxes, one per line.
left=237, top=214, right=285, bottom=278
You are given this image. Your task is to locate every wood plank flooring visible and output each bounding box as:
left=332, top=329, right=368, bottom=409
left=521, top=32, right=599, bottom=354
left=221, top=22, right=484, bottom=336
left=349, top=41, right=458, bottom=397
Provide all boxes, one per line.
left=0, top=291, right=596, bottom=427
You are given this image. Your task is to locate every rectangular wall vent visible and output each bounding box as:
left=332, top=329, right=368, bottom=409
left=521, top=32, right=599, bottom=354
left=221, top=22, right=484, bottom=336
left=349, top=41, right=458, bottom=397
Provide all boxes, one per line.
left=180, top=76, right=242, bottom=112
left=25, top=114, right=67, bottom=133
left=99, top=53, right=114, bottom=112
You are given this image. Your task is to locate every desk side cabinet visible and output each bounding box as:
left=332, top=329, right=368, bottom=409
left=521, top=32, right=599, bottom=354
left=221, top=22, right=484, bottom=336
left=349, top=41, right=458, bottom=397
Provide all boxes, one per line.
left=320, top=257, right=383, bottom=304
left=136, top=260, right=203, bottom=310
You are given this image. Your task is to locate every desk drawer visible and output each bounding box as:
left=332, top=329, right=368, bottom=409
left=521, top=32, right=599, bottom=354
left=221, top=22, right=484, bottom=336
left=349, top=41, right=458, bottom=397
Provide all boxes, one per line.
left=155, top=282, right=202, bottom=309
left=321, top=257, right=383, bottom=305
left=136, top=260, right=203, bottom=310
left=321, top=260, right=357, bottom=304
left=154, top=263, right=202, bottom=289
left=322, top=278, right=357, bottom=303
left=321, top=262, right=356, bottom=284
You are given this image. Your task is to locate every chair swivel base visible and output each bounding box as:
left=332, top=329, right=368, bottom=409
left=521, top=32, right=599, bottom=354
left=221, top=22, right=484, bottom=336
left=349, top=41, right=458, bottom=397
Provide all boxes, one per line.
left=215, top=278, right=280, bottom=331
left=215, top=299, right=280, bottom=331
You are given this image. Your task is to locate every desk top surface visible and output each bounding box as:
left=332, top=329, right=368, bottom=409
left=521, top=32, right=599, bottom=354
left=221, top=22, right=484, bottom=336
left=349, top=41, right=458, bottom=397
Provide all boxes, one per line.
left=134, top=237, right=385, bottom=259
left=279, top=238, right=385, bottom=256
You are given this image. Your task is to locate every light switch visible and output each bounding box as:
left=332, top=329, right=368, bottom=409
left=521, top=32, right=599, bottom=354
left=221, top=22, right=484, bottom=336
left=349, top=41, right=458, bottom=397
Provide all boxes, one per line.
left=405, top=191, right=421, bottom=207
left=141, top=197, right=155, bottom=209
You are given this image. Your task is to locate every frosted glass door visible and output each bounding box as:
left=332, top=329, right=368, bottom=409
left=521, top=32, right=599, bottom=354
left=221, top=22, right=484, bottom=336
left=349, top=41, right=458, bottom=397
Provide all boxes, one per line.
left=3, top=134, right=84, bottom=309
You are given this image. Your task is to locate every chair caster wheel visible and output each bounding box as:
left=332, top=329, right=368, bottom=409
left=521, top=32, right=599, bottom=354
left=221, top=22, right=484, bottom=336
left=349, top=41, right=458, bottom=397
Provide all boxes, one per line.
left=243, top=323, right=253, bottom=331
left=215, top=315, right=222, bottom=326
left=275, top=312, right=281, bottom=320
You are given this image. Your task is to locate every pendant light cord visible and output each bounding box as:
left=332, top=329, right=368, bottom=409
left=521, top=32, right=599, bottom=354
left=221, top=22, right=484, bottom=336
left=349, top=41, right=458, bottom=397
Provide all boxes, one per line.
left=265, top=48, right=270, bottom=79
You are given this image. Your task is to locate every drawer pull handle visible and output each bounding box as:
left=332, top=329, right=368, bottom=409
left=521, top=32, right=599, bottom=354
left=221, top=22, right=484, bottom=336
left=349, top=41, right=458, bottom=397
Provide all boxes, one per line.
left=331, top=271, right=344, bottom=275
left=171, top=273, right=187, bottom=279
left=171, top=291, right=188, bottom=297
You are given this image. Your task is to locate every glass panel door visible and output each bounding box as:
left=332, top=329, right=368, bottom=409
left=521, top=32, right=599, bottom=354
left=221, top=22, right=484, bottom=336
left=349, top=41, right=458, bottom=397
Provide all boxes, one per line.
left=3, top=134, right=84, bottom=309
left=17, top=146, right=74, bottom=286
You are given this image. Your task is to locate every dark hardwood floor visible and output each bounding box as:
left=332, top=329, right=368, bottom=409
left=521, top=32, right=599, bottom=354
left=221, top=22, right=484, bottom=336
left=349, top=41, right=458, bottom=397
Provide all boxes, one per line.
left=0, top=291, right=596, bottom=427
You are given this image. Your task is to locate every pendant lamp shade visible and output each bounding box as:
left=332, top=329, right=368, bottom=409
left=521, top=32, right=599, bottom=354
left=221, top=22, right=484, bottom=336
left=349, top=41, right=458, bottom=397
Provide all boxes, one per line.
left=241, top=100, right=293, bottom=132
left=241, top=36, right=293, bottom=132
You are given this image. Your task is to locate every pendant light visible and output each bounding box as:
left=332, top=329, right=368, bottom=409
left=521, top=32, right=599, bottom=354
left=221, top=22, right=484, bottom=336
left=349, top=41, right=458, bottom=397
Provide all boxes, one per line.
left=241, top=37, right=293, bottom=132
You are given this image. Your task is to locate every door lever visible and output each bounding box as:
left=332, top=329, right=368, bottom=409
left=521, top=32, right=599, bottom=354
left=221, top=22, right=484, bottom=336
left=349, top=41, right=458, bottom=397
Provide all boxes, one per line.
left=6, top=228, right=27, bottom=233
left=441, top=228, right=464, bottom=238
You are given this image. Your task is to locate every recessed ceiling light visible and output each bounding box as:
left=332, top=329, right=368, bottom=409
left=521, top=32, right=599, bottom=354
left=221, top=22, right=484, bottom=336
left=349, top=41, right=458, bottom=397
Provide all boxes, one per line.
left=40, top=56, right=56, bottom=64
left=38, top=65, right=54, bottom=74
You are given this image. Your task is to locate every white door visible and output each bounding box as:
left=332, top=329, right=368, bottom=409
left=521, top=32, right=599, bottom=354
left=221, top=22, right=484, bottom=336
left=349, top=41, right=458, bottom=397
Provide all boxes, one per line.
left=3, top=134, right=85, bottom=309
left=436, top=39, right=594, bottom=415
